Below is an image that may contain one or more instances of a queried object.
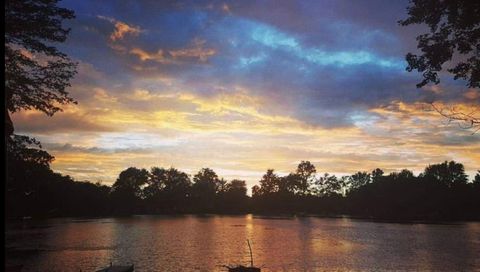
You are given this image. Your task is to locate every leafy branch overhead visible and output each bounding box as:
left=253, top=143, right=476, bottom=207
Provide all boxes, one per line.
left=5, top=0, right=77, bottom=120
left=399, top=0, right=480, bottom=88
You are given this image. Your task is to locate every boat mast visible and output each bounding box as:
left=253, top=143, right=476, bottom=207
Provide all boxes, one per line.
left=247, top=239, right=254, bottom=267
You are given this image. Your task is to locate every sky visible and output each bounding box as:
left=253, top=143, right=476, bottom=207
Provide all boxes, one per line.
left=12, top=0, right=480, bottom=189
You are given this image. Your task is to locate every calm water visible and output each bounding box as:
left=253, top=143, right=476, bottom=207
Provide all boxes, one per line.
left=5, top=215, right=480, bottom=271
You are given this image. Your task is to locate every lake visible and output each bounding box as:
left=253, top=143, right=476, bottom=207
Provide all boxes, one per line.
left=5, top=215, right=480, bottom=271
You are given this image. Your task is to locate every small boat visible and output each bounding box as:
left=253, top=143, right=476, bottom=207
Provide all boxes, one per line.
left=96, top=263, right=134, bottom=272
left=225, top=240, right=261, bottom=272
left=226, top=265, right=261, bottom=272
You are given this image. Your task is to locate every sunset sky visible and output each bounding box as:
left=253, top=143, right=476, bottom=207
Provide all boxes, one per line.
left=13, top=0, right=480, bottom=189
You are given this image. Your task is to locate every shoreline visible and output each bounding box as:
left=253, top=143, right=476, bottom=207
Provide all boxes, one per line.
left=5, top=212, right=480, bottom=225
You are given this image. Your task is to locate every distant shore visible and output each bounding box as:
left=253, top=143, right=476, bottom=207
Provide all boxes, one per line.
left=6, top=212, right=479, bottom=224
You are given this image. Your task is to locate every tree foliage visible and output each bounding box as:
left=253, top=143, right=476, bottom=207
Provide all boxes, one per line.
left=399, top=0, right=480, bottom=88
left=111, top=167, right=149, bottom=198
left=162, top=168, right=191, bottom=197
left=192, top=168, right=220, bottom=195
left=295, top=161, right=316, bottom=195
left=422, top=160, right=468, bottom=186
left=251, top=185, right=261, bottom=197
left=348, top=171, right=371, bottom=191
left=474, top=171, right=480, bottom=185
left=5, top=0, right=77, bottom=134
left=278, top=173, right=298, bottom=194
left=316, top=173, right=345, bottom=197
left=258, top=169, right=280, bottom=195
left=371, top=168, right=384, bottom=182
left=225, top=179, right=248, bottom=197
left=6, top=134, right=54, bottom=166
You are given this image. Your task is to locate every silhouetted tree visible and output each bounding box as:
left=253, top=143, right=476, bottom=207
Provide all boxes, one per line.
left=5, top=135, right=57, bottom=216
left=371, top=168, right=384, bottom=182
left=278, top=173, right=297, bottom=195
left=348, top=171, right=371, bottom=191
left=162, top=168, right=191, bottom=200
left=422, top=161, right=468, bottom=186
left=258, top=169, right=280, bottom=195
left=5, top=0, right=77, bottom=136
left=6, top=136, right=111, bottom=217
left=295, top=161, right=316, bottom=195
left=192, top=168, right=219, bottom=193
left=143, top=167, right=167, bottom=200
left=111, top=167, right=149, bottom=213
left=251, top=185, right=261, bottom=198
left=389, top=169, right=415, bottom=180
left=221, top=179, right=249, bottom=212
left=112, top=167, right=149, bottom=197
left=217, top=178, right=228, bottom=194
left=143, top=167, right=191, bottom=213
left=191, top=168, right=219, bottom=211
left=6, top=138, right=55, bottom=217
left=6, top=135, right=54, bottom=166
left=317, top=173, right=345, bottom=197
left=226, top=179, right=247, bottom=196
left=473, top=171, right=480, bottom=193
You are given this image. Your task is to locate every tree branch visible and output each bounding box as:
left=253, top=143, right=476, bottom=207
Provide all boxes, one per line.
left=430, top=102, right=480, bottom=133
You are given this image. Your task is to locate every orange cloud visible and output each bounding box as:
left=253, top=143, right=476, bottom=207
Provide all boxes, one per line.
left=169, top=39, right=216, bottom=61
left=97, top=15, right=143, bottom=41
left=464, top=89, right=480, bottom=100
left=129, top=48, right=171, bottom=63
left=222, top=3, right=231, bottom=14
left=129, top=39, right=216, bottom=64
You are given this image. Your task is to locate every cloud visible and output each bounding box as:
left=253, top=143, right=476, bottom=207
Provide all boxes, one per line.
left=464, top=89, right=480, bottom=101
left=97, top=15, right=143, bottom=41
left=367, top=101, right=480, bottom=146
left=128, top=39, right=216, bottom=64
left=169, top=39, right=216, bottom=61
left=222, top=3, right=231, bottom=14
left=249, top=22, right=402, bottom=68
left=129, top=48, right=171, bottom=63
left=12, top=107, right=116, bottom=134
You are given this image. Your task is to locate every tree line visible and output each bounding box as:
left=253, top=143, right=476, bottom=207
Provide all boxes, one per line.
left=6, top=135, right=480, bottom=220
